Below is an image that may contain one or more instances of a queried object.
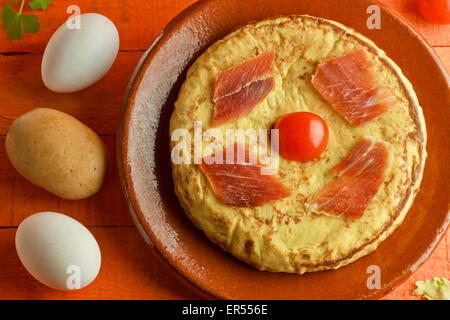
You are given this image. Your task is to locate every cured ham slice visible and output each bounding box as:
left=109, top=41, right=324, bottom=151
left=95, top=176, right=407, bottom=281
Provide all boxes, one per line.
left=312, top=49, right=394, bottom=126
left=200, top=144, right=289, bottom=207
left=212, top=51, right=275, bottom=126
left=308, top=136, right=392, bottom=219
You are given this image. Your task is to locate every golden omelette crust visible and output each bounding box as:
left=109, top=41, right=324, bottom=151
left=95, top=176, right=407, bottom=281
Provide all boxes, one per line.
left=169, top=15, right=427, bottom=273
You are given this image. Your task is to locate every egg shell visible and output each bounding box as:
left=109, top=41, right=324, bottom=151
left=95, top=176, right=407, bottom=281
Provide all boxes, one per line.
left=5, top=108, right=108, bottom=200
left=42, top=13, right=119, bottom=93
left=15, top=212, right=101, bottom=291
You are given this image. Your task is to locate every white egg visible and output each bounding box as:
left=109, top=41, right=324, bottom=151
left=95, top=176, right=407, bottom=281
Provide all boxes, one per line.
left=41, top=13, right=119, bottom=93
left=15, top=212, right=101, bottom=290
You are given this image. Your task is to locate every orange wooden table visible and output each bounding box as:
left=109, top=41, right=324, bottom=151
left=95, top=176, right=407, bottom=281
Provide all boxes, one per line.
left=0, top=0, right=448, bottom=300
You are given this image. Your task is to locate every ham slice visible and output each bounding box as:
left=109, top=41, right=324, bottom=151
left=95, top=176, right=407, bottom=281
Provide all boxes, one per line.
left=312, top=49, right=394, bottom=126
left=200, top=144, right=289, bottom=207
left=308, top=136, right=392, bottom=219
left=212, top=51, right=275, bottom=126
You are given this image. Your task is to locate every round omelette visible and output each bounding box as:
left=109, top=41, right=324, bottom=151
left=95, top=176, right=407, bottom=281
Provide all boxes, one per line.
left=169, top=15, right=427, bottom=273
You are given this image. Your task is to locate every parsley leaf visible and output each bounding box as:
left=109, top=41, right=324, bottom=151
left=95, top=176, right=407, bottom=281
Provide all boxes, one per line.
left=21, top=13, right=38, bottom=34
left=1, top=1, right=40, bottom=40
left=28, top=0, right=51, bottom=10
left=1, top=2, right=22, bottom=40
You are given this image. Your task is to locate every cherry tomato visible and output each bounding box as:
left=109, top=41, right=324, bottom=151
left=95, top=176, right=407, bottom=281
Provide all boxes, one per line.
left=417, top=0, right=450, bottom=24
left=273, top=112, right=329, bottom=162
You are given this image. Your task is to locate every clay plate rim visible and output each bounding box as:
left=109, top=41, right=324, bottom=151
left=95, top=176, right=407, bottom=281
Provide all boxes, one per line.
left=117, top=0, right=450, bottom=299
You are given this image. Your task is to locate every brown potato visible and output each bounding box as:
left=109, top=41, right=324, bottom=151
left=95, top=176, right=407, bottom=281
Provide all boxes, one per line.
left=6, top=108, right=108, bottom=200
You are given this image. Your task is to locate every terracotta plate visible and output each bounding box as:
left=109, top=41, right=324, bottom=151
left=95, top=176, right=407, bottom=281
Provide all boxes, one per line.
left=118, top=0, right=450, bottom=299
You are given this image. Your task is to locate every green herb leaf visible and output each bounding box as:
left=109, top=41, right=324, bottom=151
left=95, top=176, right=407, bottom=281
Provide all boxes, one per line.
left=8, top=0, right=19, bottom=3
left=1, top=2, right=22, bottom=40
left=28, top=0, right=51, bottom=10
left=1, top=2, right=40, bottom=40
left=21, top=13, right=39, bottom=34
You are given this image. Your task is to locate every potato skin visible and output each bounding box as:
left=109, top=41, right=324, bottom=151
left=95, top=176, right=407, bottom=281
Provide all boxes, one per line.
left=6, top=108, right=108, bottom=200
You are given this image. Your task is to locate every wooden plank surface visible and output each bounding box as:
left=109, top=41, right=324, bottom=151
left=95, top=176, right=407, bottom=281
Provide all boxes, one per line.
left=0, top=0, right=198, bottom=53
left=0, top=228, right=202, bottom=300
left=0, top=52, right=142, bottom=135
left=0, top=0, right=448, bottom=300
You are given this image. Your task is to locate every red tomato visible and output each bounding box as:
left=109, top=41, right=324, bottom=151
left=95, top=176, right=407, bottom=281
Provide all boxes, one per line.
left=417, top=0, right=450, bottom=24
left=273, top=112, right=329, bottom=162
